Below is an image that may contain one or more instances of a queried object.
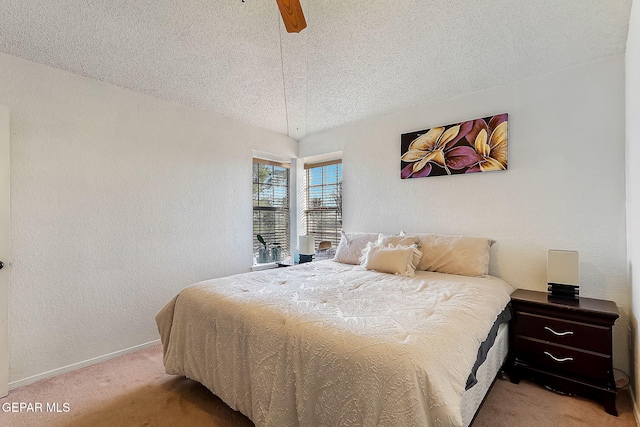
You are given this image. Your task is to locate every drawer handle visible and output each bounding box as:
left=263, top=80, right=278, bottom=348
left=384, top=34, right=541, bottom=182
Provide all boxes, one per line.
left=544, top=351, right=574, bottom=363
left=544, top=326, right=574, bottom=336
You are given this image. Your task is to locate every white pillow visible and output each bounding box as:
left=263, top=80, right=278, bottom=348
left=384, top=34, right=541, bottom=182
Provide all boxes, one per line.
left=402, top=232, right=495, bottom=276
left=359, top=243, right=422, bottom=277
left=333, top=231, right=380, bottom=265
left=378, top=233, right=420, bottom=247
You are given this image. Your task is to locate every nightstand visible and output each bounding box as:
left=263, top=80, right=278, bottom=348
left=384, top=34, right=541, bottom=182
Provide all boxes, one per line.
left=509, top=289, right=619, bottom=415
left=276, top=261, right=294, bottom=268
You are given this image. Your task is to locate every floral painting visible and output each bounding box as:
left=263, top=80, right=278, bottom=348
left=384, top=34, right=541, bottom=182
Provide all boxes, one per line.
left=401, top=113, right=508, bottom=179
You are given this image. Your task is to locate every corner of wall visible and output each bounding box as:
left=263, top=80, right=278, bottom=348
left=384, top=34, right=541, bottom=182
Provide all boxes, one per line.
left=627, top=0, right=640, bottom=423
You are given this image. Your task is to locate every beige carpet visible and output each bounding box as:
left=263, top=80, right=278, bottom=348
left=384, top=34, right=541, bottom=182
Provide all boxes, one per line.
left=473, top=376, right=636, bottom=427
left=0, top=343, right=636, bottom=427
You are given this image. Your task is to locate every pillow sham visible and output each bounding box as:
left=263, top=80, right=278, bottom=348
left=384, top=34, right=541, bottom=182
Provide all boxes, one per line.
left=333, top=231, right=380, bottom=265
left=359, top=243, right=422, bottom=277
left=402, top=232, right=495, bottom=276
left=377, top=233, right=420, bottom=247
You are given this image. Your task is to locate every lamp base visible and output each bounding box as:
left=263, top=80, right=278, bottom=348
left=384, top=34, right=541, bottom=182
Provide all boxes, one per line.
left=299, top=254, right=314, bottom=263
left=548, top=283, right=579, bottom=300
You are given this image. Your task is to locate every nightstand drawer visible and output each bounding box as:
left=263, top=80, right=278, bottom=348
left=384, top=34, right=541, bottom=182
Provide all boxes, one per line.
left=515, top=311, right=610, bottom=354
left=514, top=336, right=611, bottom=382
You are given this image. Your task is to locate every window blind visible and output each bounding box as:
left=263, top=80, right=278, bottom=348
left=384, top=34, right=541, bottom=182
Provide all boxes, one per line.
left=305, top=161, right=342, bottom=249
left=253, top=159, right=290, bottom=257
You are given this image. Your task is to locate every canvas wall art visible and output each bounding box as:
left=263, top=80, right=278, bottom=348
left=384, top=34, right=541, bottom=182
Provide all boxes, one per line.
left=401, top=113, right=508, bottom=179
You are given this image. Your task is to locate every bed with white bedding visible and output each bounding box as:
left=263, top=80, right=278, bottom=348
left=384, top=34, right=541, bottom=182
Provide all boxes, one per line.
left=461, top=322, right=509, bottom=425
left=156, top=260, right=513, bottom=426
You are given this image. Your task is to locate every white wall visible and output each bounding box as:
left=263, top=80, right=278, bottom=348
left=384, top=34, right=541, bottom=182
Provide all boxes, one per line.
left=300, top=55, right=630, bottom=370
left=0, top=52, right=297, bottom=383
left=626, top=0, right=640, bottom=410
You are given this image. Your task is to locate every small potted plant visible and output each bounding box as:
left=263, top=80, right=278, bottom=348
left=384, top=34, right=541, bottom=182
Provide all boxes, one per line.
left=256, top=234, right=269, bottom=263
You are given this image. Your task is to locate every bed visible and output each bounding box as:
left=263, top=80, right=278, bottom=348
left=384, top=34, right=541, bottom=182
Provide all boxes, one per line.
left=156, top=259, right=513, bottom=427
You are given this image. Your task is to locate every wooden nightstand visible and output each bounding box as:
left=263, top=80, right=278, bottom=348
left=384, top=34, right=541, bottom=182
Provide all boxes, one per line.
left=509, top=289, right=619, bottom=415
left=276, top=261, right=294, bottom=268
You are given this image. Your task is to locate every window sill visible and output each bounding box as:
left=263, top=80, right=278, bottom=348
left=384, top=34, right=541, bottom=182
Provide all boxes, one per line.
left=251, top=262, right=278, bottom=272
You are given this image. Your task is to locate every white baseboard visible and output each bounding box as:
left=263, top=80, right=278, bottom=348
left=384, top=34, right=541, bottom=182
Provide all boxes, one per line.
left=631, top=386, right=640, bottom=427
left=8, top=339, right=160, bottom=391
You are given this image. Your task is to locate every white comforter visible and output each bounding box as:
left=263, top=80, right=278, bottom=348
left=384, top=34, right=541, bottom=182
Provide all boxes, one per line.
left=156, top=261, right=513, bottom=427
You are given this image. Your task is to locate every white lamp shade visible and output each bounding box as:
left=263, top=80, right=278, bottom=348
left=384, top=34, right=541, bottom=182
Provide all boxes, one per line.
left=299, top=236, right=315, bottom=255
left=547, top=250, right=579, bottom=285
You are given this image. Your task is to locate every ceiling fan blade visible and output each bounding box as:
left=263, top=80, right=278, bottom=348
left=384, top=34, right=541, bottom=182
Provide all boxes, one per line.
left=276, top=0, right=307, bottom=33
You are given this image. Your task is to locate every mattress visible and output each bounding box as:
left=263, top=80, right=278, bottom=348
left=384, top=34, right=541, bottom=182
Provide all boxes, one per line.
left=461, top=322, right=509, bottom=426
left=157, top=260, right=513, bottom=426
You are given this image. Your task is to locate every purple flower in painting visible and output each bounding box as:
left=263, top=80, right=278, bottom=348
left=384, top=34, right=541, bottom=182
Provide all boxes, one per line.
left=401, top=121, right=482, bottom=178
left=465, top=114, right=508, bottom=173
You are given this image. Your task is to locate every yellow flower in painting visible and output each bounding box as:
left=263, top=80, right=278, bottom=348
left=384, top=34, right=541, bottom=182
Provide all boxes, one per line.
left=401, top=125, right=461, bottom=176
left=467, top=115, right=508, bottom=173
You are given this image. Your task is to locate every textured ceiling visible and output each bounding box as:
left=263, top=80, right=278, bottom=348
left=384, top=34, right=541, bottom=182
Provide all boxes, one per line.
left=0, top=0, right=633, bottom=140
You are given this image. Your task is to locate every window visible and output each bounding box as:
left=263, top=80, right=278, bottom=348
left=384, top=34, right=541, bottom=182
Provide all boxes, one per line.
left=305, top=160, right=342, bottom=249
left=253, top=159, right=290, bottom=259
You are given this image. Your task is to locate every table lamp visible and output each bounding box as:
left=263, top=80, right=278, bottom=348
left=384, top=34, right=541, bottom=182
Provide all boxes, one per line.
left=547, top=249, right=579, bottom=299
left=299, top=236, right=315, bottom=263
